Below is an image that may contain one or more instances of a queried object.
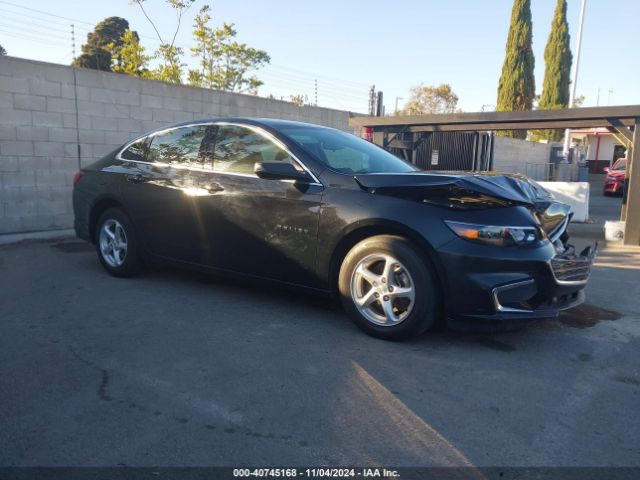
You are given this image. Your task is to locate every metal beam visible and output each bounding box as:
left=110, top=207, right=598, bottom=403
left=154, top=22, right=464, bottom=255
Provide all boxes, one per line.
left=350, top=105, right=640, bottom=129
left=623, top=118, right=640, bottom=246
left=400, top=119, right=636, bottom=132
left=606, top=126, right=633, bottom=146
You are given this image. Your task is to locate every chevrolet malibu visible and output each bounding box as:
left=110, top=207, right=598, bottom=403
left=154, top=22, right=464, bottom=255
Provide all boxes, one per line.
left=73, top=118, right=595, bottom=340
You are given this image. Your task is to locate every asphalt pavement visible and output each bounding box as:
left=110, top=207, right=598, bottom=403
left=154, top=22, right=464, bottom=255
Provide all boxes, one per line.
left=1, top=215, right=639, bottom=468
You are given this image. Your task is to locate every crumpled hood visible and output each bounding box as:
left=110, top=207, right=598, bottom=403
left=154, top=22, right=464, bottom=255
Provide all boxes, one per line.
left=353, top=171, right=554, bottom=207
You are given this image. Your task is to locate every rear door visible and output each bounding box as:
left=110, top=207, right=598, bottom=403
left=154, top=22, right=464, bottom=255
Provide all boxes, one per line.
left=200, top=124, right=324, bottom=288
left=120, top=124, right=219, bottom=263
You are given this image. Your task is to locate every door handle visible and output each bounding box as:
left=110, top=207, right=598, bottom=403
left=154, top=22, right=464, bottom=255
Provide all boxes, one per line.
left=126, top=174, right=146, bottom=184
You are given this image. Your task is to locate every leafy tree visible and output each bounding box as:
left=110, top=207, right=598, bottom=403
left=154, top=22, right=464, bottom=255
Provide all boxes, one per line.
left=532, top=0, right=572, bottom=142
left=188, top=5, right=270, bottom=92
left=107, top=29, right=151, bottom=77
left=0, top=44, right=6, bottom=56
left=73, top=17, right=131, bottom=71
left=398, top=84, right=459, bottom=115
left=132, top=0, right=195, bottom=83
left=496, top=0, right=535, bottom=139
left=289, top=94, right=306, bottom=106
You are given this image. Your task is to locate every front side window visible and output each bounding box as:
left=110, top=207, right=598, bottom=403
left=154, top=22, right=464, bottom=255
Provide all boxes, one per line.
left=147, top=125, right=216, bottom=169
left=120, top=138, right=148, bottom=161
left=279, top=125, right=418, bottom=174
left=213, top=125, right=297, bottom=175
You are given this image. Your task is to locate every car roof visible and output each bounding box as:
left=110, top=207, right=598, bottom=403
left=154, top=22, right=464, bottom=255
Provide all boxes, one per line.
left=154, top=117, right=331, bottom=132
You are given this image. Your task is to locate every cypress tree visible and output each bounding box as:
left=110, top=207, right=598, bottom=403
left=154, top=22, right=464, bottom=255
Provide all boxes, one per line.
left=535, top=0, right=573, bottom=141
left=496, top=0, right=536, bottom=139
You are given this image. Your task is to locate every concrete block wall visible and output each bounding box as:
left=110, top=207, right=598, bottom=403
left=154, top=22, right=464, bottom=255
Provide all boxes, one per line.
left=493, top=136, right=555, bottom=180
left=0, top=56, right=351, bottom=236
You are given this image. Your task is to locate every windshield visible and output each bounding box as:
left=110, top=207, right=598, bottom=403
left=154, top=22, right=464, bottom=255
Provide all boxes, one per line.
left=279, top=125, right=418, bottom=174
left=612, top=158, right=626, bottom=171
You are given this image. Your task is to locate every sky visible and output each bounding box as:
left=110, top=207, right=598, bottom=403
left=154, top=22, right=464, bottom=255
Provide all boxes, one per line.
left=1, top=0, right=638, bottom=114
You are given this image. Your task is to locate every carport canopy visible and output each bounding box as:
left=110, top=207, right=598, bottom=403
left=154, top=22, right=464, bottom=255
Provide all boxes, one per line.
left=350, top=105, right=640, bottom=247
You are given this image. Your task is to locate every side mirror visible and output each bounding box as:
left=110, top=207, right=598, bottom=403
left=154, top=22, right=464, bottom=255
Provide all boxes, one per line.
left=254, top=162, right=311, bottom=182
left=603, top=166, right=610, bottom=173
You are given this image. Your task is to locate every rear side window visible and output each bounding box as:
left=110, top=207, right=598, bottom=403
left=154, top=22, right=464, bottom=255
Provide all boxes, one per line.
left=120, top=138, right=148, bottom=161
left=147, top=125, right=216, bottom=169
left=213, top=125, right=297, bottom=175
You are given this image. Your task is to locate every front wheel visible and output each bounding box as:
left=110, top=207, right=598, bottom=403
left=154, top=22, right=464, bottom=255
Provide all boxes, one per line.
left=338, top=235, right=440, bottom=340
left=95, top=208, right=142, bottom=277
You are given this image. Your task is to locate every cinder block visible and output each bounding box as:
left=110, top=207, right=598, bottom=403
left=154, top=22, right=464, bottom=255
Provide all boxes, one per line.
left=131, top=107, right=152, bottom=121
left=163, top=95, right=185, bottom=111
left=63, top=113, right=90, bottom=128
left=0, top=141, right=33, bottom=156
left=90, top=87, right=116, bottom=103
left=105, top=131, right=128, bottom=145
left=38, top=198, right=69, bottom=215
left=0, top=74, right=29, bottom=94
left=77, top=100, right=105, bottom=117
left=61, top=84, right=90, bottom=100
left=114, top=91, right=140, bottom=106
left=21, top=213, right=56, bottom=231
left=33, top=111, right=63, bottom=127
left=0, top=157, right=19, bottom=173
left=47, top=97, right=76, bottom=114
left=0, top=108, right=32, bottom=125
left=52, top=212, right=74, bottom=228
left=115, top=118, right=142, bottom=133
left=91, top=115, right=119, bottom=131
left=75, top=69, right=104, bottom=88
left=29, top=78, right=61, bottom=97
left=0, top=214, right=22, bottom=234
left=152, top=108, right=174, bottom=122
left=48, top=127, right=77, bottom=143
left=64, top=143, right=81, bottom=158
left=0, top=125, right=16, bottom=140
left=50, top=157, right=78, bottom=172
left=78, top=129, right=105, bottom=144
left=1, top=171, right=36, bottom=188
left=187, top=99, right=204, bottom=113
left=0, top=92, right=12, bottom=108
left=17, top=125, right=48, bottom=141
left=141, top=94, right=163, bottom=108
left=34, top=141, right=65, bottom=157
left=104, top=103, right=130, bottom=119
left=46, top=67, right=74, bottom=83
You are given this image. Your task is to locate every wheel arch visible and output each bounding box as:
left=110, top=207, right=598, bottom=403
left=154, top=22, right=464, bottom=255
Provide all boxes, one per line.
left=327, top=220, right=449, bottom=310
left=89, top=196, right=130, bottom=244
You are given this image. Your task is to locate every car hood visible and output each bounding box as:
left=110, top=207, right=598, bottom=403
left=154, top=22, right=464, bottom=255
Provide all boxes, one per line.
left=608, top=170, right=625, bottom=178
left=353, top=171, right=554, bottom=206
left=353, top=171, right=570, bottom=238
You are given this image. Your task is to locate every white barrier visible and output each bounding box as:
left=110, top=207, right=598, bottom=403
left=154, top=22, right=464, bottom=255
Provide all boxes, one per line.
left=538, top=182, right=590, bottom=223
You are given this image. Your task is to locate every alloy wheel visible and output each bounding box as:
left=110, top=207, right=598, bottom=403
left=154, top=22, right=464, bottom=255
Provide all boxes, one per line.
left=350, top=253, right=416, bottom=326
left=99, top=219, right=128, bottom=268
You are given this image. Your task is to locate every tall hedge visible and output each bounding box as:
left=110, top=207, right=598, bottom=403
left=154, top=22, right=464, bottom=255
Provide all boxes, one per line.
left=496, top=0, right=536, bottom=139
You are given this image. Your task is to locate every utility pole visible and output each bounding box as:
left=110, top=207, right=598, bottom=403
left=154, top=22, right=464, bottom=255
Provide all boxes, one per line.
left=563, top=0, right=587, bottom=158
left=314, top=79, right=318, bottom=106
left=368, top=85, right=376, bottom=116
left=394, top=97, right=403, bottom=115
left=71, top=23, right=76, bottom=61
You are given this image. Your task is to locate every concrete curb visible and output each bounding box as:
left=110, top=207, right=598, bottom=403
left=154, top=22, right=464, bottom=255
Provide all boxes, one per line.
left=0, top=228, right=75, bottom=245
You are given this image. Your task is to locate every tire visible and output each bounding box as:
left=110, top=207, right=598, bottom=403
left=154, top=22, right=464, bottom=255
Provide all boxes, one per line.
left=338, top=235, right=440, bottom=340
left=95, top=208, right=142, bottom=277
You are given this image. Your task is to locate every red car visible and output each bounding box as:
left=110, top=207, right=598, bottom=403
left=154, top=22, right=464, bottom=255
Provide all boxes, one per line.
left=603, top=158, right=626, bottom=196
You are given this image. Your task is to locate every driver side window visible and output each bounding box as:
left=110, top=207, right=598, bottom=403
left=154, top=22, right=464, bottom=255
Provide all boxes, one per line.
left=213, top=125, right=297, bottom=175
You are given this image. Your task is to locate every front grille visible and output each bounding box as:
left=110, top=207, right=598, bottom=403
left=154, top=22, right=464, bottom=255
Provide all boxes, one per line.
left=550, top=257, right=591, bottom=283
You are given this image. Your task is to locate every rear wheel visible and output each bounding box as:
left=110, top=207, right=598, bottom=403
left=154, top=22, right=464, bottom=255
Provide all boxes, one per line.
left=95, top=208, right=142, bottom=277
left=338, top=235, right=439, bottom=340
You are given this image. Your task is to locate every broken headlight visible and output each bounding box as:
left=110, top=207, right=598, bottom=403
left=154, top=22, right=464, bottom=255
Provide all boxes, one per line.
left=445, top=221, right=544, bottom=246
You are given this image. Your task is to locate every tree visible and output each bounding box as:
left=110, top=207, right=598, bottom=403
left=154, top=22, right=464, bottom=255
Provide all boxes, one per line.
left=132, top=0, right=195, bottom=83
left=397, top=84, right=459, bottom=115
left=496, top=0, right=535, bottom=139
left=187, top=5, right=270, bottom=92
left=532, top=0, right=572, bottom=142
left=0, top=44, right=6, bottom=56
left=73, top=17, right=131, bottom=71
left=107, top=29, right=151, bottom=77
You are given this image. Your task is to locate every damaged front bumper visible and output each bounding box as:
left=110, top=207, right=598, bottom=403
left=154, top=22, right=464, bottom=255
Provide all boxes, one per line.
left=439, top=237, right=597, bottom=324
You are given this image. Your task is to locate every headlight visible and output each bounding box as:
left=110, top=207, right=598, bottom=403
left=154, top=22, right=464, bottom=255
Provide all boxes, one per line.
left=445, top=221, right=543, bottom=246
left=607, top=175, right=618, bottom=181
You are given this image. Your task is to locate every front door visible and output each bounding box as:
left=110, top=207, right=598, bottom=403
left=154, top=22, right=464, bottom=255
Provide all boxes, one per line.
left=200, top=124, right=324, bottom=288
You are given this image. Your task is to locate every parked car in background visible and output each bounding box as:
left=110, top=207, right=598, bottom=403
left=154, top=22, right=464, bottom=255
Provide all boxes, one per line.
left=72, top=118, right=596, bottom=340
left=603, top=157, right=626, bottom=196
